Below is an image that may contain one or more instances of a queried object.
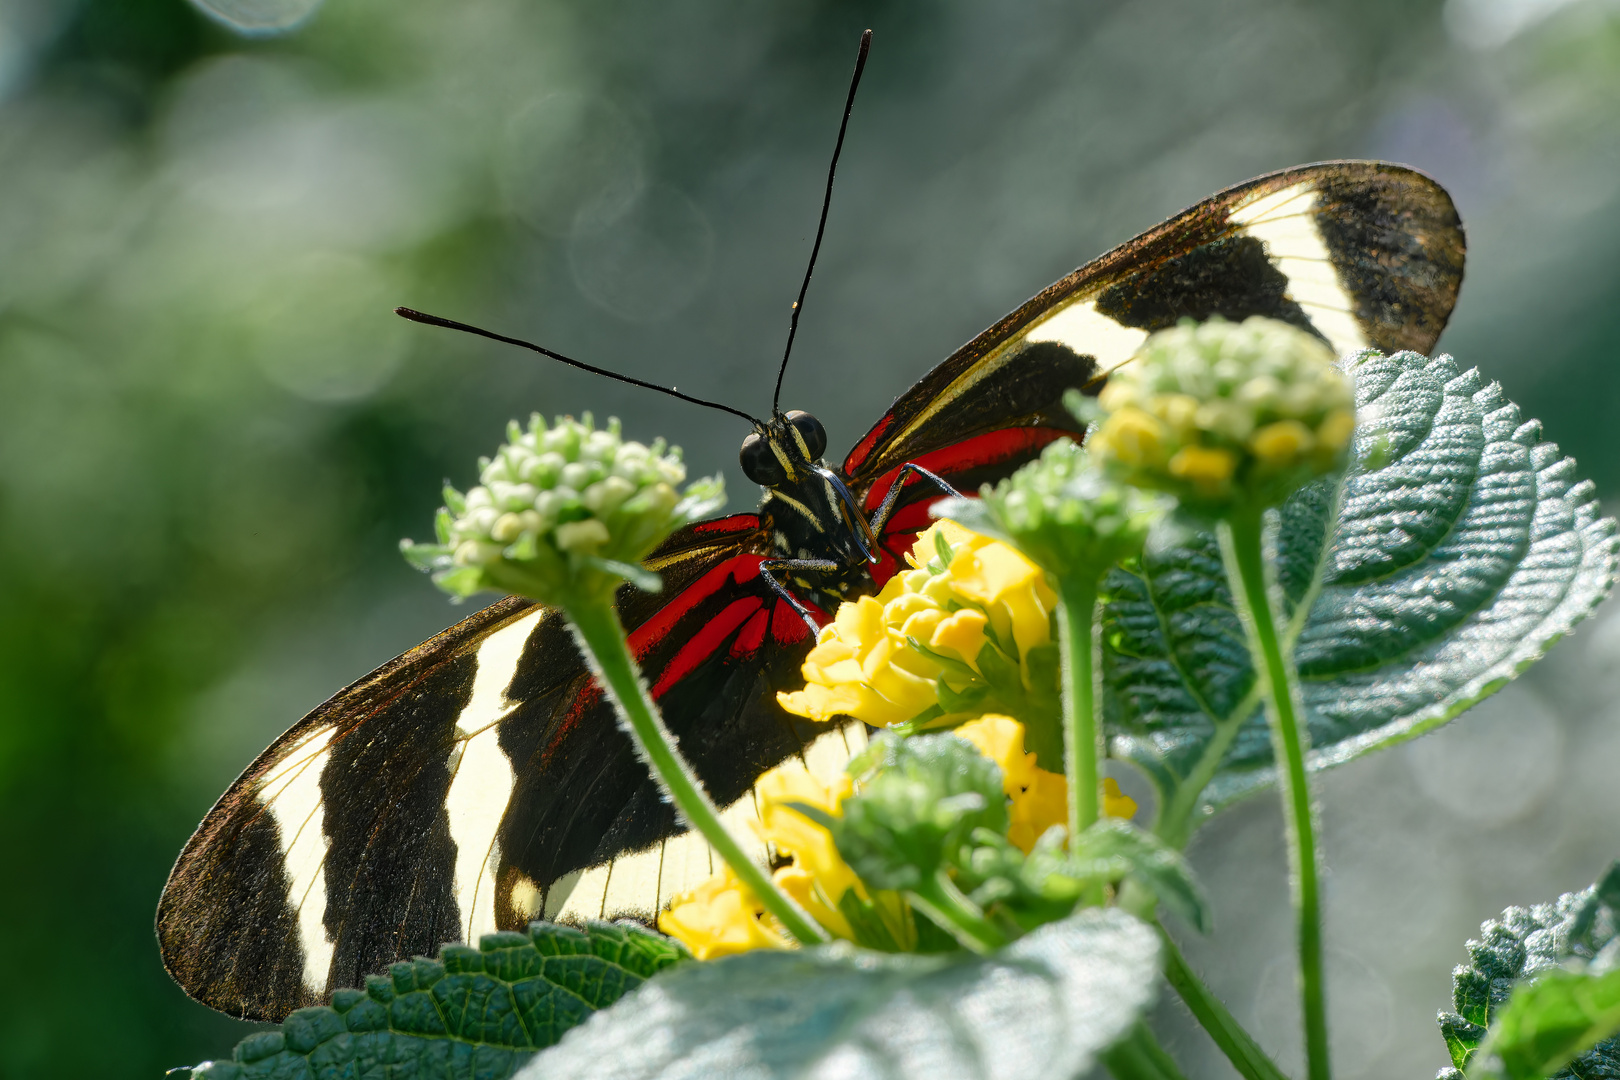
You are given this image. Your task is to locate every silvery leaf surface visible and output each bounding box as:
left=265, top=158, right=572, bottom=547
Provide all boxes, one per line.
left=1104, top=350, right=1617, bottom=817
left=518, top=907, right=1161, bottom=1080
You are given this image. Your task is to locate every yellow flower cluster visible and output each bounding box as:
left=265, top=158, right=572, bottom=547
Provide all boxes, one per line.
left=776, top=519, right=1056, bottom=727
left=956, top=715, right=1136, bottom=852
left=656, top=757, right=893, bottom=959
left=1088, top=316, right=1356, bottom=507
left=657, top=715, right=1137, bottom=959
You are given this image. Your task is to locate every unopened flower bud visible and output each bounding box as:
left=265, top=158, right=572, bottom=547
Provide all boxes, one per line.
left=1085, top=316, right=1356, bottom=513
left=402, top=413, right=726, bottom=605
left=937, top=438, right=1163, bottom=588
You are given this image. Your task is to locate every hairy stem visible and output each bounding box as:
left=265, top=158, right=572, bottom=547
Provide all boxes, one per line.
left=1058, top=578, right=1102, bottom=841
left=1221, top=508, right=1329, bottom=1080
left=1160, top=926, right=1290, bottom=1080
left=566, top=599, right=828, bottom=946
left=1103, top=1022, right=1192, bottom=1080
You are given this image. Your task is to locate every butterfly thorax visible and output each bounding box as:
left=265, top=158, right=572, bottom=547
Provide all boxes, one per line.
left=740, top=410, right=875, bottom=612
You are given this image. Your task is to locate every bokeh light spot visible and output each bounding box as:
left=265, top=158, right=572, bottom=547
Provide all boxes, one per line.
left=569, top=182, right=715, bottom=323
left=188, top=0, right=325, bottom=36
left=1403, top=681, right=1565, bottom=826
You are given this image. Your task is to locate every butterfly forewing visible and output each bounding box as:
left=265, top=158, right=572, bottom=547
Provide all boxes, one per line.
left=844, top=162, right=1464, bottom=491
left=160, top=159, right=1465, bottom=1023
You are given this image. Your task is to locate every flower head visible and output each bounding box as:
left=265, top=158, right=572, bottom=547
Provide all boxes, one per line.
left=658, top=757, right=909, bottom=956
left=776, top=520, right=1059, bottom=735
left=401, top=413, right=725, bottom=605
left=656, top=866, right=789, bottom=960
left=658, top=715, right=1135, bottom=959
left=754, top=763, right=860, bottom=940
left=939, top=438, right=1163, bottom=586
left=955, top=715, right=1137, bottom=852
left=1085, top=316, right=1356, bottom=513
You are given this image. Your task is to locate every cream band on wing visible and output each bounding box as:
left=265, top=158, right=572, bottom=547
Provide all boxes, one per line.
left=542, top=720, right=867, bottom=925
left=258, top=724, right=337, bottom=994
left=445, top=607, right=542, bottom=944
left=1229, top=182, right=1369, bottom=357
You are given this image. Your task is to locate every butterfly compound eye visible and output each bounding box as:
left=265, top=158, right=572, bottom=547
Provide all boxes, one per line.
left=783, top=410, right=827, bottom=460
left=740, top=431, right=787, bottom=486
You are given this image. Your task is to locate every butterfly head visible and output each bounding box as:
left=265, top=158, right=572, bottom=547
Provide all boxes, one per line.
left=739, top=411, right=827, bottom=488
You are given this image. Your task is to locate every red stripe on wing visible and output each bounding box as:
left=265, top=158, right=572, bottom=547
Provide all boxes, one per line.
left=687, top=513, right=763, bottom=538
left=860, top=426, right=1068, bottom=512
left=650, top=596, right=767, bottom=697
left=867, top=500, right=939, bottom=588
left=733, top=608, right=770, bottom=656
left=843, top=412, right=896, bottom=477
left=629, top=554, right=766, bottom=662
left=773, top=596, right=821, bottom=640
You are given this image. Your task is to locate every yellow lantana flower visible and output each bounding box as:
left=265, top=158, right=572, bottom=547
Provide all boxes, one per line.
left=656, top=866, right=788, bottom=960
left=754, top=763, right=859, bottom=940
left=659, top=758, right=906, bottom=957
left=777, top=519, right=1057, bottom=728
left=955, top=715, right=1138, bottom=852
left=658, top=714, right=1140, bottom=961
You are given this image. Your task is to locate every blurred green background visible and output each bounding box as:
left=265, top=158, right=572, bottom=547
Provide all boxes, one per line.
left=1, top=0, right=1618, bottom=1076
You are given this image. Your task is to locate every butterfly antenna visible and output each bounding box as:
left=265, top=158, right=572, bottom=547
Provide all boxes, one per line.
left=771, top=28, right=872, bottom=415
left=396, top=307, right=765, bottom=427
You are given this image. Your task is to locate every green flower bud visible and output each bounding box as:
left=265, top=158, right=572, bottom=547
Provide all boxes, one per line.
left=935, top=438, right=1163, bottom=586
left=402, top=413, right=726, bottom=606
left=1083, top=316, right=1357, bottom=514
left=831, top=732, right=1009, bottom=892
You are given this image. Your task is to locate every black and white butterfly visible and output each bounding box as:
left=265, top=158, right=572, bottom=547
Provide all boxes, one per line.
left=157, top=42, right=1465, bottom=1023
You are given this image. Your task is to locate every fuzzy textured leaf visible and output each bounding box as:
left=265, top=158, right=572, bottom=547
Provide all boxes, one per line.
left=518, top=907, right=1161, bottom=1080
left=1437, top=866, right=1620, bottom=1080
left=176, top=921, right=686, bottom=1080
left=1475, top=967, right=1620, bottom=1080
left=1105, top=350, right=1617, bottom=817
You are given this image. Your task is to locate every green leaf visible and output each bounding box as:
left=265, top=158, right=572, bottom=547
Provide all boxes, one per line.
left=583, top=556, right=663, bottom=593
left=176, top=921, right=687, bottom=1080
left=1473, top=968, right=1620, bottom=1080
left=1105, top=350, right=1617, bottom=824
left=1437, top=869, right=1620, bottom=1079
left=518, top=908, right=1162, bottom=1080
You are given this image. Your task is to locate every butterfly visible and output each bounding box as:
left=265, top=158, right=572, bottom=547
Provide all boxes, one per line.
left=157, top=38, right=1466, bottom=1026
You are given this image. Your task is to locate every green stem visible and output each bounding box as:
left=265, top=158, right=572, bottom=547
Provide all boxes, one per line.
left=1151, top=690, right=1257, bottom=850
left=1057, top=578, right=1101, bottom=842
left=1153, top=476, right=1344, bottom=851
left=1159, top=926, right=1290, bottom=1080
left=907, top=869, right=1005, bottom=954
left=564, top=598, right=828, bottom=947
left=1103, top=1023, right=1191, bottom=1080
left=1221, top=508, right=1329, bottom=1080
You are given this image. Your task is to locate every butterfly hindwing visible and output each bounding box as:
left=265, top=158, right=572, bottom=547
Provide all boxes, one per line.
left=158, top=514, right=836, bottom=1020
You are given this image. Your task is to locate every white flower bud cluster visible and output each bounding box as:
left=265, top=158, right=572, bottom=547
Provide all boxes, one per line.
left=403, top=413, right=725, bottom=604
left=446, top=413, right=687, bottom=566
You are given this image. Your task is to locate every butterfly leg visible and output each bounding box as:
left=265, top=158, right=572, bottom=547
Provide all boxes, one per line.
left=758, top=558, right=841, bottom=633
left=867, top=463, right=963, bottom=537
